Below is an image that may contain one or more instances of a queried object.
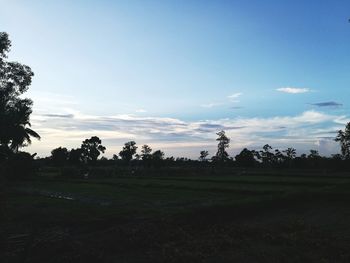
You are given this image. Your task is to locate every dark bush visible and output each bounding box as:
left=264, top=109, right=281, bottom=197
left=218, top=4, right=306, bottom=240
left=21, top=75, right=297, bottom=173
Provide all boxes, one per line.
left=3, top=151, right=37, bottom=179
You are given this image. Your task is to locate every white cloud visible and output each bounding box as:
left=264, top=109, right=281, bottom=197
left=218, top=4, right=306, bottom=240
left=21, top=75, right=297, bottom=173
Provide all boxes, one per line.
left=135, top=109, right=147, bottom=113
left=227, top=92, right=242, bottom=102
left=276, top=87, right=309, bottom=94
left=200, top=93, right=242, bottom=108
left=27, top=108, right=345, bottom=158
left=200, top=103, right=222, bottom=108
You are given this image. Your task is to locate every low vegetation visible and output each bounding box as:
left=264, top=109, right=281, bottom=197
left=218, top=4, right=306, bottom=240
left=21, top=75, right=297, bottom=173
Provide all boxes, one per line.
left=2, top=172, right=350, bottom=262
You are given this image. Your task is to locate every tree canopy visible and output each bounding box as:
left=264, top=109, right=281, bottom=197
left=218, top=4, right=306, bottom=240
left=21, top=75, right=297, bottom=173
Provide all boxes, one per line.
left=141, top=144, right=152, bottom=161
left=199, top=150, right=209, bottom=162
left=214, top=130, right=230, bottom=162
left=0, top=32, right=40, bottom=154
left=335, top=122, right=350, bottom=160
left=51, top=147, right=69, bottom=166
left=81, top=136, right=106, bottom=164
left=119, top=141, right=138, bottom=163
left=235, top=148, right=256, bottom=167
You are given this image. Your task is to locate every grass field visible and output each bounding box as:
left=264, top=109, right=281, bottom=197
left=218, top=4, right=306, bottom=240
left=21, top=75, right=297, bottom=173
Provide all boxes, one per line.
left=2, top=170, right=350, bottom=262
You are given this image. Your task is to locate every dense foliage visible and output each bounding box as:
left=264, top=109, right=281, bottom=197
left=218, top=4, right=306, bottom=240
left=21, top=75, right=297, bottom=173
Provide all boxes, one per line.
left=0, top=32, right=39, bottom=178
left=0, top=32, right=39, bottom=153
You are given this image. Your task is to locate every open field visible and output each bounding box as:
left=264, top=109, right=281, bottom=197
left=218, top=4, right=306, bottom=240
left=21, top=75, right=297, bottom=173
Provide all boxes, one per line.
left=2, top=170, right=350, bottom=262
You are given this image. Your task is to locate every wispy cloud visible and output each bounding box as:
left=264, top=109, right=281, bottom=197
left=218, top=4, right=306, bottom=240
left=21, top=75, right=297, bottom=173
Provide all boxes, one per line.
left=200, top=102, right=222, bottom=108
left=28, top=108, right=347, bottom=158
left=277, top=87, right=309, bottom=94
left=135, top=109, right=147, bottom=113
left=310, top=101, right=343, bottom=108
left=201, top=93, right=242, bottom=109
left=227, top=92, right=242, bottom=102
left=43, top=114, right=74, bottom=118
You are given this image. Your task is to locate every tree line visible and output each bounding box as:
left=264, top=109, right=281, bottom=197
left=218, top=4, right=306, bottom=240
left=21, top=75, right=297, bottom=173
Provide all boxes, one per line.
left=49, top=137, right=165, bottom=166
left=1, top=31, right=350, bottom=178
left=46, top=128, right=350, bottom=169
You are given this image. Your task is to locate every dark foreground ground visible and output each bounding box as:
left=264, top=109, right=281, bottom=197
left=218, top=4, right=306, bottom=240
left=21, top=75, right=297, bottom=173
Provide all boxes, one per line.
left=1, top=169, right=350, bottom=262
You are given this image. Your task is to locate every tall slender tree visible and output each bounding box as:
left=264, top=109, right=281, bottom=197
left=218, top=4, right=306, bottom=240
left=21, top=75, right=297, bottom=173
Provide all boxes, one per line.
left=214, top=130, right=230, bottom=162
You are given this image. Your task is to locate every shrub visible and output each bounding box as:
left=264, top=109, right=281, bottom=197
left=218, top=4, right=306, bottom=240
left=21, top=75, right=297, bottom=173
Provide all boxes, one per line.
left=3, top=152, right=37, bottom=179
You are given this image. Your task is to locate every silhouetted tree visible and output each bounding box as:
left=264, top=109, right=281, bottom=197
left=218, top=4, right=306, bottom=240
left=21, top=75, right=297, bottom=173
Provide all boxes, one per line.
left=199, top=150, right=209, bottom=162
left=253, top=150, right=261, bottom=161
left=335, top=122, right=350, bottom=159
left=308, top=149, right=320, bottom=159
left=235, top=148, right=256, bottom=167
left=51, top=147, right=69, bottom=166
left=283, top=147, right=296, bottom=167
left=0, top=32, right=40, bottom=154
left=332, top=154, right=343, bottom=160
left=81, top=136, right=106, bottom=164
left=141, top=144, right=152, bottom=161
left=260, top=144, right=275, bottom=165
left=119, top=141, right=137, bottom=163
left=274, top=149, right=284, bottom=164
left=68, top=148, right=84, bottom=165
left=150, top=149, right=164, bottom=167
left=214, top=130, right=230, bottom=162
left=152, top=150, right=164, bottom=160
left=283, top=147, right=296, bottom=160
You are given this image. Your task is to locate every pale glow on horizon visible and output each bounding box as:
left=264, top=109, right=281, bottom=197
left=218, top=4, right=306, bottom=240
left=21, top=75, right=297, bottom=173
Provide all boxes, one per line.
left=2, top=1, right=349, bottom=158
left=27, top=105, right=343, bottom=158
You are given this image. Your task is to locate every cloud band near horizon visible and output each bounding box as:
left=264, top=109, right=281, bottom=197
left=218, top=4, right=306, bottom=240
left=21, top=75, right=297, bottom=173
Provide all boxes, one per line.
left=27, top=108, right=348, bottom=159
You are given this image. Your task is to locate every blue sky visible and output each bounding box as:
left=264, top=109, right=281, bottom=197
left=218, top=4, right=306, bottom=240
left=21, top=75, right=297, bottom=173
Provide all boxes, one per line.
left=1, top=0, right=349, bottom=158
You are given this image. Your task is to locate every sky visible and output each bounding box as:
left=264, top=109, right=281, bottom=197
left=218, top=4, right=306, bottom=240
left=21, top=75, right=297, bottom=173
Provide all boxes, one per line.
left=1, top=0, right=350, bottom=158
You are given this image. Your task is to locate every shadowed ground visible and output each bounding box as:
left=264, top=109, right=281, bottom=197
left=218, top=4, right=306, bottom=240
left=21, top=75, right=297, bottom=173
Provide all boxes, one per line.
left=2, top=172, right=350, bottom=262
